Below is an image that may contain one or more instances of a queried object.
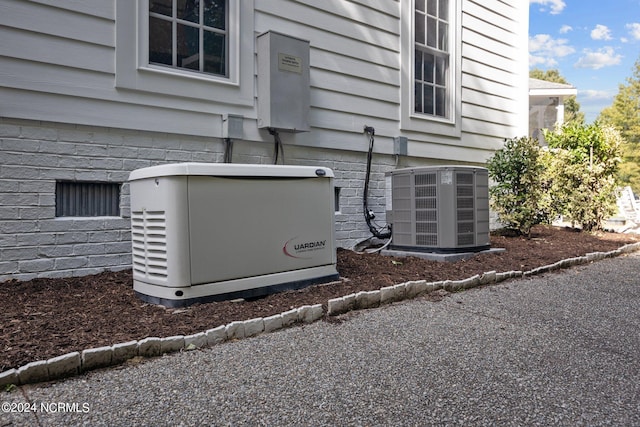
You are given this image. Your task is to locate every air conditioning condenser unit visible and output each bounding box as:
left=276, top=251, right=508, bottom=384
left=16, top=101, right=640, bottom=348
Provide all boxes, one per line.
left=128, top=163, right=339, bottom=307
left=385, top=166, right=490, bottom=253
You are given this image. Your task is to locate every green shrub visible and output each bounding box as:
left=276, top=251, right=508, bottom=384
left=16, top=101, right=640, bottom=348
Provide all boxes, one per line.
left=487, top=136, right=553, bottom=236
left=488, top=124, right=623, bottom=234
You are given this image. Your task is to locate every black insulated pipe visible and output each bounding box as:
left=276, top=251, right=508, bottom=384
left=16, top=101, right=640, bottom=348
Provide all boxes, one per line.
left=363, top=125, right=392, bottom=239
left=268, top=128, right=285, bottom=164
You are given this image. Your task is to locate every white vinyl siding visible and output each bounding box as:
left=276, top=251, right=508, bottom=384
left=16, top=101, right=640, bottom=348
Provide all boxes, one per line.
left=459, top=0, right=529, bottom=140
left=0, top=0, right=528, bottom=159
left=254, top=0, right=401, bottom=151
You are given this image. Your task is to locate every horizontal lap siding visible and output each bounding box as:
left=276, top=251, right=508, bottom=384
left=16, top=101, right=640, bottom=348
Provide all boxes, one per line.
left=460, top=0, right=527, bottom=140
left=0, top=1, right=115, bottom=77
left=0, top=1, right=118, bottom=128
left=2, top=0, right=406, bottom=146
left=0, top=0, right=230, bottom=137
left=1, top=0, right=526, bottom=149
left=0, top=0, right=114, bottom=47
left=256, top=0, right=401, bottom=151
left=26, top=0, right=113, bottom=20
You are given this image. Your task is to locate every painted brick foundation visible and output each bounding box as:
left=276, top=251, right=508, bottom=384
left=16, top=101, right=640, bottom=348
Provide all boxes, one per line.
left=1, top=118, right=452, bottom=281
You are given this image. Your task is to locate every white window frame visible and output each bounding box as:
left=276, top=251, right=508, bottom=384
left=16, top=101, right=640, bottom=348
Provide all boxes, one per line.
left=401, top=0, right=461, bottom=137
left=115, top=0, right=254, bottom=106
left=148, top=0, right=229, bottom=77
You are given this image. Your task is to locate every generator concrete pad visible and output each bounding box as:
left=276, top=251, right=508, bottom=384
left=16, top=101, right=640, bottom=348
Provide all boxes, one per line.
left=381, top=247, right=505, bottom=262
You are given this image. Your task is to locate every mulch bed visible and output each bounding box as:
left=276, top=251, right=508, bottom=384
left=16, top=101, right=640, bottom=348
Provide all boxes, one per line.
left=1, top=225, right=639, bottom=372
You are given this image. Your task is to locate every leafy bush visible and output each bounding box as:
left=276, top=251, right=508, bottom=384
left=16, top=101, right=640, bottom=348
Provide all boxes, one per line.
left=487, top=123, right=623, bottom=234
left=487, top=136, right=553, bottom=236
left=543, top=123, right=623, bottom=231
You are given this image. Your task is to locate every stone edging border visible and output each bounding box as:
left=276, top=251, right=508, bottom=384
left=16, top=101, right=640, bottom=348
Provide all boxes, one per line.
left=2, top=242, right=640, bottom=388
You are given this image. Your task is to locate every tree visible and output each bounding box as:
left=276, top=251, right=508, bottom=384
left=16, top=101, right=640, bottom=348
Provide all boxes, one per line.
left=598, top=58, right=640, bottom=193
left=530, top=68, right=585, bottom=124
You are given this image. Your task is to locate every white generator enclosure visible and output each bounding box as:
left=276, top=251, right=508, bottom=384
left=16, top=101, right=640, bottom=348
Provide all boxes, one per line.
left=128, top=163, right=338, bottom=307
left=386, top=166, right=490, bottom=253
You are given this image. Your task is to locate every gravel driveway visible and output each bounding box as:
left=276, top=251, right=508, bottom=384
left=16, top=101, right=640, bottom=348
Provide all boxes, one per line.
left=3, top=252, right=640, bottom=426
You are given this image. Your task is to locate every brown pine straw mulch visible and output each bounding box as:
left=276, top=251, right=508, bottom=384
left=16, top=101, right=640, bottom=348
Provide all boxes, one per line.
left=2, top=225, right=639, bottom=372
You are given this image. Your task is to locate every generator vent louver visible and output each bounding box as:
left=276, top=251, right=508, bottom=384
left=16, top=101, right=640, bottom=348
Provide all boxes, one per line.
left=386, top=166, right=490, bottom=253
left=131, top=210, right=168, bottom=280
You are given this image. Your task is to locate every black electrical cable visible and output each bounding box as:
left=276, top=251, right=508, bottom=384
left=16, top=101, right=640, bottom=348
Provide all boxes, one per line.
left=223, top=138, right=233, bottom=163
left=268, top=128, right=284, bottom=164
left=363, top=126, right=392, bottom=239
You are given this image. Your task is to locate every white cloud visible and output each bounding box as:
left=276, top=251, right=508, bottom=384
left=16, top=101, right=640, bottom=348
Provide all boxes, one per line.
left=591, top=24, right=613, bottom=41
left=530, top=55, right=556, bottom=67
left=529, top=34, right=575, bottom=67
left=626, top=23, right=640, bottom=40
left=529, top=0, right=566, bottom=15
left=559, top=25, right=573, bottom=34
left=579, top=89, right=613, bottom=100
left=574, top=47, right=623, bottom=70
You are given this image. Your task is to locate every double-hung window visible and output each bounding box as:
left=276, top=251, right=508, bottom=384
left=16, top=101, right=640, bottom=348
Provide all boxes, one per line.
left=115, top=0, right=254, bottom=107
left=414, top=0, right=450, bottom=119
left=148, top=0, right=228, bottom=77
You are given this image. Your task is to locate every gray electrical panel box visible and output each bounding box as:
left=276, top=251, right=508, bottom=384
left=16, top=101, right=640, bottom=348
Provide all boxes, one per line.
left=257, top=31, right=310, bottom=132
left=393, top=136, right=408, bottom=156
left=222, top=114, right=244, bottom=139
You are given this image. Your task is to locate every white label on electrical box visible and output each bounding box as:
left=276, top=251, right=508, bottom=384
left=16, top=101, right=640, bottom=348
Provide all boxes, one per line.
left=278, top=53, right=303, bottom=74
left=441, top=171, right=453, bottom=185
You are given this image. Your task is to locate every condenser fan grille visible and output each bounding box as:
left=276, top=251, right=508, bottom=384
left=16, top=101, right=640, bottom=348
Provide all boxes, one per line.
left=455, top=172, right=476, bottom=247
left=414, top=172, right=438, bottom=247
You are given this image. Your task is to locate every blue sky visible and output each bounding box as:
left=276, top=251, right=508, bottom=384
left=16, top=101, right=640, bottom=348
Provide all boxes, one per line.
left=529, top=0, right=640, bottom=123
